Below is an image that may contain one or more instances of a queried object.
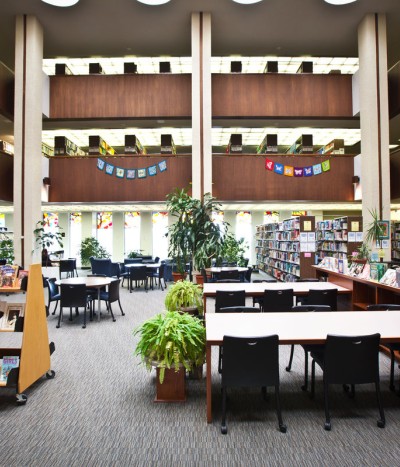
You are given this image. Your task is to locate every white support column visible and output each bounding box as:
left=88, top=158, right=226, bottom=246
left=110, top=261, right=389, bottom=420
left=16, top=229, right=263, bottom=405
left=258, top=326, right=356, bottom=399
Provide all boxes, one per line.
left=191, top=12, right=212, bottom=199
left=358, top=14, right=391, bottom=259
left=14, top=15, right=43, bottom=267
left=140, top=212, right=153, bottom=257
left=112, top=212, right=124, bottom=262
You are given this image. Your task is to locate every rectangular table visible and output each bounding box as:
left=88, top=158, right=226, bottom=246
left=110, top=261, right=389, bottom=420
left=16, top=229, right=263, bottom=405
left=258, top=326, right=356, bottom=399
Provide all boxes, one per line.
left=202, top=281, right=351, bottom=313
left=205, top=310, right=400, bottom=423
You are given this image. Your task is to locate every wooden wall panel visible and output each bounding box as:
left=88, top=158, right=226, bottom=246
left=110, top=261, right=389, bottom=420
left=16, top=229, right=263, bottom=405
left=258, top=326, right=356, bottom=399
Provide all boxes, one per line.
left=48, top=156, right=191, bottom=202
left=50, top=75, right=191, bottom=119
left=0, top=153, right=13, bottom=201
left=212, top=74, right=353, bottom=117
left=212, top=155, right=354, bottom=201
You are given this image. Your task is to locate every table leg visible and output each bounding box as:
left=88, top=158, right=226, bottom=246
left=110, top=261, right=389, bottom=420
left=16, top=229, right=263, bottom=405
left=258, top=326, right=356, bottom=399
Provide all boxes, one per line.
left=206, top=343, right=212, bottom=423
left=203, top=295, right=207, bottom=314
left=97, top=287, right=101, bottom=322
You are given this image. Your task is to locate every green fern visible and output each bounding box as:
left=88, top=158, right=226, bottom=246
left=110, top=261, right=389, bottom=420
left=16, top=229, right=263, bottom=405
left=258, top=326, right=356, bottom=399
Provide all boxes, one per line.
left=133, top=310, right=206, bottom=383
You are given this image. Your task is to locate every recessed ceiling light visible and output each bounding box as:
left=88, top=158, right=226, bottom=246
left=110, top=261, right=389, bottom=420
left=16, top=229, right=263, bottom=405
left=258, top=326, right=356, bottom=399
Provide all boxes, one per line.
left=136, top=0, right=171, bottom=5
left=324, top=0, right=357, bottom=4
left=232, top=0, right=263, bottom=4
left=41, top=0, right=79, bottom=6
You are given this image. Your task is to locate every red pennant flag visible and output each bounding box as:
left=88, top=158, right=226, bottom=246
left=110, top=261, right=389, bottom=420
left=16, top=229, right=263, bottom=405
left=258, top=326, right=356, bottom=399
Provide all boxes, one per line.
left=265, top=158, right=274, bottom=171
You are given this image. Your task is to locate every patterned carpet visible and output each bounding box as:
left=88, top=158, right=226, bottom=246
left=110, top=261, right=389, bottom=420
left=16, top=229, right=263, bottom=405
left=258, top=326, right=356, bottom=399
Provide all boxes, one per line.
left=1, top=276, right=400, bottom=466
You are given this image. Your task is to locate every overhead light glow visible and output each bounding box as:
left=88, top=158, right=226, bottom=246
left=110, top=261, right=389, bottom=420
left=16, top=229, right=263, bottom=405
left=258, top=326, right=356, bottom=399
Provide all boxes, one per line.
left=41, top=0, right=80, bottom=6
left=136, top=0, right=171, bottom=5
left=232, top=0, right=263, bottom=4
left=324, top=0, right=357, bottom=5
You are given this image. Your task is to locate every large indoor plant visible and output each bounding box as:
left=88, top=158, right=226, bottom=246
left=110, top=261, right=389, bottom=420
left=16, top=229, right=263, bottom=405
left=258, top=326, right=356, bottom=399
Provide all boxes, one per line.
left=364, top=208, right=387, bottom=262
left=0, top=232, right=14, bottom=264
left=164, top=279, right=203, bottom=315
left=34, top=220, right=63, bottom=251
left=218, top=233, right=248, bottom=266
left=166, top=188, right=228, bottom=279
left=134, top=310, right=206, bottom=401
left=78, top=236, right=110, bottom=267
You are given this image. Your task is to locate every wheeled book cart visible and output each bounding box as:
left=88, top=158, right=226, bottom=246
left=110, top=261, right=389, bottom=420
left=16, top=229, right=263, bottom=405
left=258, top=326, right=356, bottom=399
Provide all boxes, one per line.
left=0, top=264, right=55, bottom=404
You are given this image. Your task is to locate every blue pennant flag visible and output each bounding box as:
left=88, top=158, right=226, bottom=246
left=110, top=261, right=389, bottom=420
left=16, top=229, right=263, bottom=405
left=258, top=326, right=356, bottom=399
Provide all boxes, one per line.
left=126, top=169, right=136, bottom=180
left=158, top=160, right=167, bottom=172
left=274, top=163, right=284, bottom=174
left=304, top=166, right=313, bottom=177
left=148, top=165, right=157, bottom=176
left=116, top=167, right=125, bottom=178
left=137, top=168, right=147, bottom=179
left=105, top=163, right=114, bottom=175
left=312, top=163, right=322, bottom=175
left=97, top=158, right=105, bottom=171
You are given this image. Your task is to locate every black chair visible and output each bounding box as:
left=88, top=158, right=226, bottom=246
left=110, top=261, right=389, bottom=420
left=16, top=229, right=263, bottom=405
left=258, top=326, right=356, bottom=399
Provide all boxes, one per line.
left=57, top=283, right=92, bottom=329
left=285, top=305, right=332, bottom=390
left=90, top=257, right=112, bottom=276
left=99, top=279, right=123, bottom=320
left=261, top=289, right=294, bottom=313
left=218, top=270, right=240, bottom=281
left=252, top=279, right=277, bottom=307
left=244, top=267, right=253, bottom=283
left=59, top=259, right=76, bottom=279
left=219, top=306, right=260, bottom=313
left=68, top=258, right=78, bottom=277
left=366, top=304, right=400, bottom=391
left=220, top=335, right=286, bottom=434
left=215, top=290, right=245, bottom=312
left=310, top=333, right=385, bottom=431
left=306, top=288, right=338, bottom=311
left=129, top=265, right=148, bottom=293
left=152, top=263, right=167, bottom=290
left=201, top=268, right=209, bottom=284
left=47, top=278, right=61, bottom=315
left=216, top=279, right=241, bottom=283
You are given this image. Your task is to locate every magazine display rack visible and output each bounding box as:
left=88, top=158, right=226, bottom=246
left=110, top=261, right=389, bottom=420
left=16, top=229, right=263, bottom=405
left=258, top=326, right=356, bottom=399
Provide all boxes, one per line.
left=0, top=264, right=55, bottom=404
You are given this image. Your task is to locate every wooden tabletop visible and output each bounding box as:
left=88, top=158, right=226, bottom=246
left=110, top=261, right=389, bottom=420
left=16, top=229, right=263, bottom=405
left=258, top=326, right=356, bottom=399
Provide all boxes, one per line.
left=56, top=277, right=112, bottom=288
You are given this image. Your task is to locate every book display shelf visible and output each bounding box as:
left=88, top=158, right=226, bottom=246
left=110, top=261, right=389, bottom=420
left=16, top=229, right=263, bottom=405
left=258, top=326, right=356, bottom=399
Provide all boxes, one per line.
left=54, top=136, right=85, bottom=156
left=0, top=264, right=55, bottom=404
left=89, top=135, right=116, bottom=156
left=256, top=216, right=315, bottom=282
left=316, top=216, right=363, bottom=262
left=392, top=222, right=400, bottom=262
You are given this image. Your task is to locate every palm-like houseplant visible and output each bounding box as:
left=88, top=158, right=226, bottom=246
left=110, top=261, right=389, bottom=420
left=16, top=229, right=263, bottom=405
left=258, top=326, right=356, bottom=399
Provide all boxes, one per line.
left=134, top=310, right=206, bottom=400
left=34, top=220, right=63, bottom=251
left=166, top=188, right=227, bottom=277
left=364, top=208, right=387, bottom=262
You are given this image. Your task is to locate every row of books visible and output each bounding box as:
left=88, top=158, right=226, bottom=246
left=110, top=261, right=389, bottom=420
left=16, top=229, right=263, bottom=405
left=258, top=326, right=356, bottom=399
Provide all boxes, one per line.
left=0, top=265, right=28, bottom=289
left=264, top=240, right=301, bottom=252
left=268, top=250, right=300, bottom=264
left=0, top=356, right=19, bottom=383
left=267, top=259, right=300, bottom=276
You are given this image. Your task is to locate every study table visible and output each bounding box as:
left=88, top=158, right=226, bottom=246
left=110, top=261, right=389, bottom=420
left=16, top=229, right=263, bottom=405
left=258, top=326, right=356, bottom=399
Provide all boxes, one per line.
left=202, top=281, right=351, bottom=313
left=56, top=276, right=112, bottom=322
left=124, top=263, right=161, bottom=291
left=205, top=310, right=400, bottom=423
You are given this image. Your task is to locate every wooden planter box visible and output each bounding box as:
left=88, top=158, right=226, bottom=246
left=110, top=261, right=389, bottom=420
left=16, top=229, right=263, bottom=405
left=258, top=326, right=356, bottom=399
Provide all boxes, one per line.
left=155, top=367, right=186, bottom=402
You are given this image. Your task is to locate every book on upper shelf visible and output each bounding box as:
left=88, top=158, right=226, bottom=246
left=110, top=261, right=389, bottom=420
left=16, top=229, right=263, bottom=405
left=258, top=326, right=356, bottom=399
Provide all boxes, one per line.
left=379, top=268, right=397, bottom=287
left=0, top=300, right=7, bottom=328
left=17, top=270, right=28, bottom=289
left=0, top=356, right=19, bottom=383
left=0, top=264, right=19, bottom=288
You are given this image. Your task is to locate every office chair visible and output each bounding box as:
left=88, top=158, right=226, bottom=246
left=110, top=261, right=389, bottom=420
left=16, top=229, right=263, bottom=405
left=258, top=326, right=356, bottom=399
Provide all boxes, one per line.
left=221, top=335, right=286, bottom=434
left=57, top=283, right=93, bottom=329
left=310, top=333, right=385, bottom=431
left=47, top=277, right=61, bottom=315
left=100, top=278, right=123, bottom=320
left=218, top=270, right=240, bottom=281
left=261, top=289, right=294, bottom=313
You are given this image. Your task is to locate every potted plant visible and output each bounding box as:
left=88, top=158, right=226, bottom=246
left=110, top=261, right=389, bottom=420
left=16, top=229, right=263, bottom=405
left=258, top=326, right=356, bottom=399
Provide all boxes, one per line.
left=34, top=220, right=63, bottom=252
left=364, top=208, right=386, bottom=262
left=134, top=310, right=206, bottom=402
left=166, top=188, right=227, bottom=282
left=218, top=233, right=248, bottom=266
left=164, top=279, right=203, bottom=316
left=0, top=232, right=14, bottom=264
left=349, top=242, right=371, bottom=263
left=78, top=236, right=110, bottom=268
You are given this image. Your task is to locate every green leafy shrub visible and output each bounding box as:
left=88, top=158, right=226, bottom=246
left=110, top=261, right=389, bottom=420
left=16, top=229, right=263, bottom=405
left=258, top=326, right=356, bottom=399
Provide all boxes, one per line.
left=134, top=310, right=206, bottom=383
left=164, top=279, right=203, bottom=313
left=79, top=237, right=110, bottom=267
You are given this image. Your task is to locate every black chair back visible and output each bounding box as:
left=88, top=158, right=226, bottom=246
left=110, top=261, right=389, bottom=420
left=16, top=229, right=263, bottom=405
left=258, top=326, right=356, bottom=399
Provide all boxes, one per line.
left=59, top=259, right=76, bottom=279
left=47, top=277, right=60, bottom=300
left=253, top=279, right=277, bottom=283
left=244, top=267, right=252, bottom=283
left=90, top=257, right=112, bottom=276
left=262, top=289, right=294, bottom=312
left=219, top=270, right=240, bottom=281
left=60, top=283, right=87, bottom=308
left=366, top=304, right=400, bottom=311
left=130, top=265, right=148, bottom=281
left=219, top=306, right=260, bottom=313
left=215, top=290, right=246, bottom=312
left=108, top=279, right=121, bottom=303
left=222, top=334, right=280, bottom=388
left=307, top=289, right=338, bottom=311
left=292, top=305, right=331, bottom=312
left=298, top=278, right=320, bottom=282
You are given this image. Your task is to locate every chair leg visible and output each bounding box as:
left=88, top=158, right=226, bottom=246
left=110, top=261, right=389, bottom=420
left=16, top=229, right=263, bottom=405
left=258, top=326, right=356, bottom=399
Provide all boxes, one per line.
left=301, top=349, right=309, bottom=391
left=218, top=346, right=223, bottom=374
left=310, top=359, right=316, bottom=399
left=221, top=387, right=228, bottom=434
left=82, top=306, right=86, bottom=329
left=69, top=307, right=73, bottom=321
left=274, top=385, right=287, bottom=433
left=51, top=301, right=58, bottom=315
left=375, top=381, right=386, bottom=428
left=389, top=349, right=396, bottom=391
left=323, top=380, right=331, bottom=431
left=117, top=299, right=125, bottom=316
left=108, top=302, right=116, bottom=322
left=286, top=345, right=295, bottom=372
left=56, top=307, right=63, bottom=328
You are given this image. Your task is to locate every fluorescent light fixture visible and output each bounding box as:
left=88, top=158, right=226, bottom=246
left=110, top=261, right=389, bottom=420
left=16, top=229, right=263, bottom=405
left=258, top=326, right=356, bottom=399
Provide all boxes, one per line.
left=232, top=0, right=263, bottom=3
left=136, top=0, right=171, bottom=4
left=324, top=0, right=357, bottom=4
left=41, top=0, right=80, bottom=6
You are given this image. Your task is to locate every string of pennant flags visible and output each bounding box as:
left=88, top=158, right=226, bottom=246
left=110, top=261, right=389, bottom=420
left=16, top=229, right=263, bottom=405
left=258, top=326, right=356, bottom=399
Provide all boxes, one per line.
left=265, top=158, right=330, bottom=176
left=97, top=158, right=167, bottom=180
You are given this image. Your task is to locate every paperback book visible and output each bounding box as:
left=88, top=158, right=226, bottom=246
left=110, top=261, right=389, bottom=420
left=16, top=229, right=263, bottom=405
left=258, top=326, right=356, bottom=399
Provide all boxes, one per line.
left=0, top=265, right=19, bottom=288
left=0, top=356, right=19, bottom=383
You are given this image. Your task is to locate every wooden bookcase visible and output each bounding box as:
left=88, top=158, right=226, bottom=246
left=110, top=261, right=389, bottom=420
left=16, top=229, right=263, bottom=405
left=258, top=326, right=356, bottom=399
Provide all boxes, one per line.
left=392, top=221, right=400, bottom=262
left=0, top=264, right=55, bottom=404
left=316, top=216, right=363, bottom=262
left=256, top=216, right=315, bottom=282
